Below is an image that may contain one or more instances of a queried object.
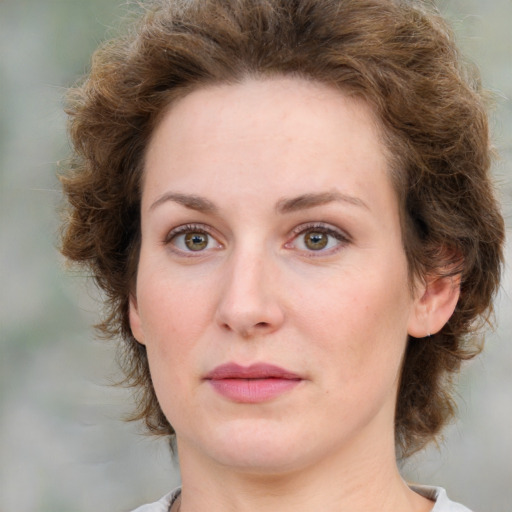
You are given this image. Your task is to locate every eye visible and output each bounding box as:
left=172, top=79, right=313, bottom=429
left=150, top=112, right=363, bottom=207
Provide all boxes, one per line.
left=286, top=224, right=349, bottom=254
left=303, top=231, right=330, bottom=250
left=166, top=224, right=222, bottom=254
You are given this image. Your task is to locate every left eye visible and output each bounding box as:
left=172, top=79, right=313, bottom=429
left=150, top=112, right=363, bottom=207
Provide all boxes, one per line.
left=183, top=232, right=210, bottom=251
left=288, top=226, right=347, bottom=252
left=168, top=228, right=222, bottom=253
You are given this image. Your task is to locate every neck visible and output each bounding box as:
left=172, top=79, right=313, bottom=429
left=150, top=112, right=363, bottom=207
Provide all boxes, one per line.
left=175, top=430, right=433, bottom=512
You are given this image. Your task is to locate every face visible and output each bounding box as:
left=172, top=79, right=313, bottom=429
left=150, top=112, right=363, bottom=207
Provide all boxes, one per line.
left=130, top=77, right=426, bottom=474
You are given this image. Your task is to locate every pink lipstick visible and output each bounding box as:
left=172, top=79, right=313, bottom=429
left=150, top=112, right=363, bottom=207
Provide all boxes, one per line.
left=205, top=363, right=302, bottom=403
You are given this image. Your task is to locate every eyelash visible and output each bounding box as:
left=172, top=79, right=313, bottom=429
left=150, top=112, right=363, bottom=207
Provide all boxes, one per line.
left=165, top=223, right=207, bottom=241
left=164, top=222, right=350, bottom=256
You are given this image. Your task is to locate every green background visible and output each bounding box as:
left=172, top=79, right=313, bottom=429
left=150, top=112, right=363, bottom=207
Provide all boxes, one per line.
left=1, top=1, right=511, bottom=510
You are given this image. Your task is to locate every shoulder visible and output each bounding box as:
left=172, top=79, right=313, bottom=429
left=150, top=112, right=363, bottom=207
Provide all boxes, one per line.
left=410, top=485, right=473, bottom=512
left=130, top=488, right=181, bottom=512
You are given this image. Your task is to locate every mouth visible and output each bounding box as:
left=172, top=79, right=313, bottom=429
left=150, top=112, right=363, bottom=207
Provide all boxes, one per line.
left=204, top=363, right=303, bottom=403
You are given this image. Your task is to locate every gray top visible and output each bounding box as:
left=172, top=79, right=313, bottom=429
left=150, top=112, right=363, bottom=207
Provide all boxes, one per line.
left=411, top=485, right=472, bottom=512
left=131, top=485, right=472, bottom=511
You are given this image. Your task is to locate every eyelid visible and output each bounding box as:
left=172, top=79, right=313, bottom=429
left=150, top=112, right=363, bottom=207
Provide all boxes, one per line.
left=164, top=223, right=212, bottom=243
left=289, top=222, right=350, bottom=239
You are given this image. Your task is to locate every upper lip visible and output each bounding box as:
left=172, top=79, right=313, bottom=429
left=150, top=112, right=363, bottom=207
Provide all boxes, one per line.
left=205, top=363, right=302, bottom=380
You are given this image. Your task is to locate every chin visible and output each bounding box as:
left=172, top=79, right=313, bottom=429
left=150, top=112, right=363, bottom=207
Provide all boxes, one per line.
left=193, top=418, right=325, bottom=475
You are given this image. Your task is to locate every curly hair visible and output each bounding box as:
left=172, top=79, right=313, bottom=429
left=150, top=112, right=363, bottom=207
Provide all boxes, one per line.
left=60, top=0, right=504, bottom=457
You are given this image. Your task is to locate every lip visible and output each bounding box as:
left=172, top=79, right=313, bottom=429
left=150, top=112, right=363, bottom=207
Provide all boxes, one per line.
left=205, top=363, right=303, bottom=403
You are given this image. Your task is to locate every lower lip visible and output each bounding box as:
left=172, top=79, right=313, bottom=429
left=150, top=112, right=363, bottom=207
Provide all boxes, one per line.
left=208, top=378, right=301, bottom=403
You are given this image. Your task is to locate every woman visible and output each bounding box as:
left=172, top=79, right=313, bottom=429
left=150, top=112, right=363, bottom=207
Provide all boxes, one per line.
left=60, top=0, right=505, bottom=511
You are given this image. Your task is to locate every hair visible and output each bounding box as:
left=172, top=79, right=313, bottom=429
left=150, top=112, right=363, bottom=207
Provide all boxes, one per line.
left=60, top=0, right=504, bottom=458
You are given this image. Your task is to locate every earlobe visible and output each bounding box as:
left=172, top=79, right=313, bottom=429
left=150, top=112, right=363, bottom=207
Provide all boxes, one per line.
left=407, top=273, right=461, bottom=338
left=129, top=293, right=146, bottom=345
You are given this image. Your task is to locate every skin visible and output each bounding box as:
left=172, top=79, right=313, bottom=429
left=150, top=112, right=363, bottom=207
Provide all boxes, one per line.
left=129, top=77, right=459, bottom=512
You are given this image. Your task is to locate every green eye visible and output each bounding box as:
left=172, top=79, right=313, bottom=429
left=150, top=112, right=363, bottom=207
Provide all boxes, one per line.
left=304, top=231, right=328, bottom=250
left=286, top=223, right=349, bottom=254
left=167, top=224, right=222, bottom=255
left=184, top=232, right=209, bottom=251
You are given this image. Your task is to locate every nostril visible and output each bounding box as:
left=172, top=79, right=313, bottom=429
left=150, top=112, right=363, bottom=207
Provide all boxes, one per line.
left=255, top=322, right=270, bottom=328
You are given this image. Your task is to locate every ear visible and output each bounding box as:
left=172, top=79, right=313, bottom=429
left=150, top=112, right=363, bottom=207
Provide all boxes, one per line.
left=407, top=273, right=461, bottom=338
left=129, top=293, right=146, bottom=345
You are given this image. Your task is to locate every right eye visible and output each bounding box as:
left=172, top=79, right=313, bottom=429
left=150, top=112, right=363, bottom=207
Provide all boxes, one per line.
left=166, top=225, right=223, bottom=254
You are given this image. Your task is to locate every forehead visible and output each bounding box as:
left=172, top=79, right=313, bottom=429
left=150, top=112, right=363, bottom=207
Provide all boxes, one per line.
left=148, top=77, right=383, bottom=154
left=143, top=77, right=394, bottom=213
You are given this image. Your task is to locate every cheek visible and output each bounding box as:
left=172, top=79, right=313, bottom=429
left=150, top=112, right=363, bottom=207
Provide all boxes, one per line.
left=292, top=265, right=411, bottom=377
left=135, top=272, right=213, bottom=421
left=136, top=264, right=216, bottom=358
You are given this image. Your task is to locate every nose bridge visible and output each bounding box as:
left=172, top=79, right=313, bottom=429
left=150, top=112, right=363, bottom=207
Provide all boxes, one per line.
left=215, top=239, right=284, bottom=336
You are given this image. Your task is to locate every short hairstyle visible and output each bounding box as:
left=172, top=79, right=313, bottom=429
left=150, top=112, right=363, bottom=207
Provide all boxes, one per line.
left=60, top=0, right=504, bottom=457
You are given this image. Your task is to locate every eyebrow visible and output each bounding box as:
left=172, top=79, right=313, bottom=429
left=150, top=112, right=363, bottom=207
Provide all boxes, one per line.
left=148, top=190, right=368, bottom=214
left=275, top=191, right=369, bottom=213
left=149, top=192, right=218, bottom=213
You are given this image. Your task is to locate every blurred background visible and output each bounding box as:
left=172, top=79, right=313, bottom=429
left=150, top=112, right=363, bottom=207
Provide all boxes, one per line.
left=0, top=0, right=510, bottom=511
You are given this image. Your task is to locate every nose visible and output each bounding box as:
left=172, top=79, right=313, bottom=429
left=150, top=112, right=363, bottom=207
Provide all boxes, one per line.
left=215, top=248, right=285, bottom=338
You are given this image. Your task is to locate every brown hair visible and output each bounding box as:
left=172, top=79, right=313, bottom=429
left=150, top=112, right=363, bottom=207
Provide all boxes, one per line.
left=60, top=0, right=505, bottom=457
